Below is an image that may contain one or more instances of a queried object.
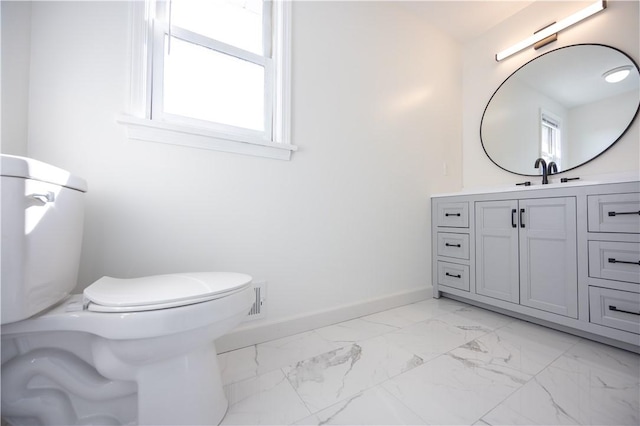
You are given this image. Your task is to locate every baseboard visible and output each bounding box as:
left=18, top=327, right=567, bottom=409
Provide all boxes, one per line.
left=215, top=285, right=433, bottom=353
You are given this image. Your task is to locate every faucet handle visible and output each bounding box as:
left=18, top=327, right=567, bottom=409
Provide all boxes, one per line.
left=561, top=177, right=580, bottom=183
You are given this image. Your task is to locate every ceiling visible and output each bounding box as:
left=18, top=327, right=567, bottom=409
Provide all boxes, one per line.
left=400, top=1, right=535, bottom=43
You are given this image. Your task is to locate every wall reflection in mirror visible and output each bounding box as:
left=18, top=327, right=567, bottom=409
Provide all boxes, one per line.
left=481, top=44, right=640, bottom=176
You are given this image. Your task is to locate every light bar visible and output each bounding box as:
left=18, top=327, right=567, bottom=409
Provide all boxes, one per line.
left=496, top=0, right=607, bottom=62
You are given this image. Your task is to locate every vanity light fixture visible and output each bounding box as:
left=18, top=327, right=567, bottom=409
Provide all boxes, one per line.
left=495, top=0, right=607, bottom=62
left=603, top=65, right=633, bottom=83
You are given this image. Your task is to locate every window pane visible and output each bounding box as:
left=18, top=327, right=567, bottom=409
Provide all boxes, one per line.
left=171, top=0, right=263, bottom=55
left=163, top=37, right=265, bottom=131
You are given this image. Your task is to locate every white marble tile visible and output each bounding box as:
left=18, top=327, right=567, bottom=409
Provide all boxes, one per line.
left=449, top=320, right=579, bottom=376
left=435, top=304, right=515, bottom=332
left=314, top=318, right=399, bottom=344
left=480, top=403, right=539, bottom=425
left=221, top=369, right=310, bottom=425
left=218, top=345, right=258, bottom=385
left=293, top=386, right=426, bottom=425
left=360, top=298, right=467, bottom=328
left=255, top=330, right=340, bottom=375
left=563, top=338, right=640, bottom=381
left=482, top=341, right=640, bottom=426
left=379, top=317, right=490, bottom=362
left=382, top=353, right=531, bottom=425
left=283, top=335, right=424, bottom=413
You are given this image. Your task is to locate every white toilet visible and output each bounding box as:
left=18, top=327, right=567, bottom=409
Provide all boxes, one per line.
left=0, top=154, right=254, bottom=425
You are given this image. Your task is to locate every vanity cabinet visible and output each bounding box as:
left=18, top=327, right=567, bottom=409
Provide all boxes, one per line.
left=476, top=197, right=577, bottom=318
left=432, top=181, right=640, bottom=352
left=434, top=202, right=471, bottom=292
left=586, top=191, right=640, bottom=336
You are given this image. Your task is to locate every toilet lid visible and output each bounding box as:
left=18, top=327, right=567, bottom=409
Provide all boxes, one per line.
left=83, top=272, right=252, bottom=313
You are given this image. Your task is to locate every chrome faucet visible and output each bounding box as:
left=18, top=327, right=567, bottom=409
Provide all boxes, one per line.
left=534, top=158, right=548, bottom=184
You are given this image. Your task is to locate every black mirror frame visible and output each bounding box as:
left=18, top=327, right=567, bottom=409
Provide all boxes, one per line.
left=480, top=43, right=640, bottom=177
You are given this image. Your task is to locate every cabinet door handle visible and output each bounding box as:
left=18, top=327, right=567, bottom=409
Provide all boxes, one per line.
left=445, top=213, right=461, bottom=217
left=511, top=209, right=517, bottom=228
left=608, top=258, right=640, bottom=266
left=609, top=305, right=640, bottom=316
left=607, top=211, right=640, bottom=216
left=520, top=208, right=525, bottom=228
left=445, top=272, right=461, bottom=279
left=445, top=243, right=461, bottom=248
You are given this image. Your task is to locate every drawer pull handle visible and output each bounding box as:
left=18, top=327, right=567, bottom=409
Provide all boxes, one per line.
left=511, top=209, right=517, bottom=228
left=445, top=213, right=461, bottom=217
left=608, top=258, right=640, bottom=266
left=445, top=243, right=461, bottom=248
left=609, top=305, right=640, bottom=316
left=520, top=208, right=525, bottom=228
left=607, top=210, right=640, bottom=216
left=445, top=272, right=461, bottom=279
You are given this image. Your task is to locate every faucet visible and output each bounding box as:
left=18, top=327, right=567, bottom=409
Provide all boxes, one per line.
left=548, top=161, right=558, bottom=176
left=534, top=158, right=548, bottom=184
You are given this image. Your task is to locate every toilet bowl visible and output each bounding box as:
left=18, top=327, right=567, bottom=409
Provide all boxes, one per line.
left=0, top=155, right=254, bottom=425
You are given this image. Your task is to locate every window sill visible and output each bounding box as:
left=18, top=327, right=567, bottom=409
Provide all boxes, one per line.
left=117, top=115, right=296, bottom=161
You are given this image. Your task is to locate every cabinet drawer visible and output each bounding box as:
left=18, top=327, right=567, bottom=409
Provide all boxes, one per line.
left=589, top=287, right=640, bottom=334
left=437, top=202, right=469, bottom=228
left=588, top=193, right=640, bottom=233
left=437, top=232, right=470, bottom=260
left=437, top=261, right=470, bottom=291
left=589, top=241, right=640, bottom=284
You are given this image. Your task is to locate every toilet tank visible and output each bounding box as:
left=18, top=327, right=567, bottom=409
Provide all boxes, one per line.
left=1, top=155, right=88, bottom=324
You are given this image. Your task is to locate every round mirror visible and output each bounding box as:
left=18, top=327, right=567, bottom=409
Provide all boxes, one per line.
left=481, top=44, right=640, bottom=176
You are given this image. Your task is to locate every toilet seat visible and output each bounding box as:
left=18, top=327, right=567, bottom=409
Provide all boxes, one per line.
left=84, top=272, right=252, bottom=313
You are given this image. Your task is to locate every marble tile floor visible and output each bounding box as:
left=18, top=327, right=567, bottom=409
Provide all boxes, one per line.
left=217, top=297, right=640, bottom=425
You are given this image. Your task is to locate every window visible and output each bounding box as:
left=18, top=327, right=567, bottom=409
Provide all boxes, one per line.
left=121, top=0, right=294, bottom=160
left=540, top=110, right=562, bottom=168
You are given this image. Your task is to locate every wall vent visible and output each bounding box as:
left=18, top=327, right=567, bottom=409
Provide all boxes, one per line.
left=245, top=281, right=266, bottom=321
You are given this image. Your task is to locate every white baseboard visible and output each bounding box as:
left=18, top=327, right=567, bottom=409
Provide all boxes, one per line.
left=215, top=285, right=432, bottom=353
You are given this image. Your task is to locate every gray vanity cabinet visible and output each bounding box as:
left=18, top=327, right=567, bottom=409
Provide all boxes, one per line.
left=476, top=197, right=577, bottom=317
left=432, top=180, right=640, bottom=352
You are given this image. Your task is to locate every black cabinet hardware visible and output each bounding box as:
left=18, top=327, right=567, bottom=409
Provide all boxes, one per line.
left=607, top=211, right=640, bottom=216
left=445, top=213, right=461, bottom=217
left=445, top=273, right=461, bottom=279
left=608, top=258, right=640, bottom=265
left=445, top=243, right=461, bottom=248
left=511, top=209, right=517, bottom=228
left=609, top=305, right=640, bottom=316
left=520, top=208, right=525, bottom=228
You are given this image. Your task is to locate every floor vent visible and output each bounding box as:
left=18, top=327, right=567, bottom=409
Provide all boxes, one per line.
left=245, top=281, right=266, bottom=321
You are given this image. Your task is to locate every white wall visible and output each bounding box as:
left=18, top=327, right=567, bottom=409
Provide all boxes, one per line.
left=463, top=0, right=639, bottom=188
left=11, top=1, right=462, bottom=336
left=1, top=0, right=31, bottom=156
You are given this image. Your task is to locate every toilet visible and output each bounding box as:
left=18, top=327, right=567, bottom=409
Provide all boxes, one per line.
left=0, top=154, right=254, bottom=425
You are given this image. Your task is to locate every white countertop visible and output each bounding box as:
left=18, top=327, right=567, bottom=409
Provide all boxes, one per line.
left=431, top=172, right=640, bottom=198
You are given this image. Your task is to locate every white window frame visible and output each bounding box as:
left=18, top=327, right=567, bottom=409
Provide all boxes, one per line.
left=540, top=109, right=562, bottom=168
left=119, top=0, right=294, bottom=160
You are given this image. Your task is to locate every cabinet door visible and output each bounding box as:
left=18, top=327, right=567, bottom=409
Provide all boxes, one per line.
left=519, top=197, right=577, bottom=318
left=475, top=200, right=519, bottom=303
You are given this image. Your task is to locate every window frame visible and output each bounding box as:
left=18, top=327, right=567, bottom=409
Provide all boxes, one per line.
left=539, top=109, right=562, bottom=168
left=120, top=0, right=294, bottom=160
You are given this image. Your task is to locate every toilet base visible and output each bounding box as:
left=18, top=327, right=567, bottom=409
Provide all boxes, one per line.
left=1, top=285, right=253, bottom=425
left=136, top=342, right=228, bottom=425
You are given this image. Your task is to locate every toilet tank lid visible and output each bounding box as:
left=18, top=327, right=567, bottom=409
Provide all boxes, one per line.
left=84, top=272, right=253, bottom=308
left=0, top=154, right=88, bottom=192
